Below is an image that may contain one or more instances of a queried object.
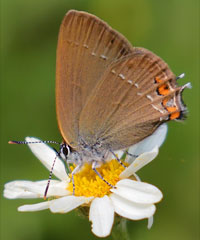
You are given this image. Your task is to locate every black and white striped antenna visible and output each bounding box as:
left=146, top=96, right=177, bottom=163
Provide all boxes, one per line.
left=9, top=139, right=62, bottom=199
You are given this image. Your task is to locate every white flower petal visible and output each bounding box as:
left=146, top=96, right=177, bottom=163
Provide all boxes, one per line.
left=4, top=180, right=70, bottom=199
left=4, top=180, right=47, bottom=199
left=46, top=181, right=70, bottom=197
left=147, top=216, right=154, bottom=229
left=111, top=179, right=163, bottom=204
left=49, top=196, right=92, bottom=213
left=120, top=146, right=158, bottom=178
left=4, top=180, right=48, bottom=189
left=89, top=196, right=114, bottom=237
left=18, top=201, right=49, bottom=212
left=4, top=189, right=39, bottom=199
left=126, top=124, right=167, bottom=163
left=22, top=180, right=70, bottom=198
left=110, top=193, right=156, bottom=220
left=133, top=173, right=141, bottom=182
left=25, top=137, right=68, bottom=181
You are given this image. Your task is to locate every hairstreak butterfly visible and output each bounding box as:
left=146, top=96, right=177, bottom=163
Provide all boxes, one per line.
left=10, top=10, right=191, bottom=196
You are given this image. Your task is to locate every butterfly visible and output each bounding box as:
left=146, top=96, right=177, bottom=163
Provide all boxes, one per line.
left=10, top=10, right=190, bottom=195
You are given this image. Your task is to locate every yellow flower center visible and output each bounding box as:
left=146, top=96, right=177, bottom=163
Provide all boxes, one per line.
left=67, top=159, right=128, bottom=198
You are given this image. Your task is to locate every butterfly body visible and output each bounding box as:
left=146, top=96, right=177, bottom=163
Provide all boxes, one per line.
left=65, top=138, right=109, bottom=165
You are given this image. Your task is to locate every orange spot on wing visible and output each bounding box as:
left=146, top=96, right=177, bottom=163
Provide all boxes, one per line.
left=170, top=112, right=180, bottom=120
left=155, top=77, right=170, bottom=96
left=162, top=97, right=181, bottom=120
left=158, top=84, right=170, bottom=95
left=167, top=106, right=177, bottom=112
left=155, top=76, right=181, bottom=120
left=162, top=98, right=169, bottom=106
left=155, top=77, right=163, bottom=83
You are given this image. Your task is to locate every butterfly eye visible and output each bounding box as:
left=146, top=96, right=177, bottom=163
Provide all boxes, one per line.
left=60, top=144, right=70, bottom=160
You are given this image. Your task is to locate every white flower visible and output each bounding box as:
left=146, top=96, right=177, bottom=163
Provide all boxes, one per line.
left=4, top=124, right=167, bottom=237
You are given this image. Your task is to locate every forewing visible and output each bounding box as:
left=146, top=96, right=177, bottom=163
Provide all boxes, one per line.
left=56, top=10, right=133, bottom=147
left=79, top=48, right=186, bottom=150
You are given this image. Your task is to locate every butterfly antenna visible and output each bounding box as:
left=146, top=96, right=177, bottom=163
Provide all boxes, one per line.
left=44, top=152, right=59, bottom=200
left=8, top=139, right=61, bottom=199
left=8, top=140, right=60, bottom=145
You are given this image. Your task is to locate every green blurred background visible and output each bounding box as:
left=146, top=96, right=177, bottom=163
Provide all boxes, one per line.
left=1, top=0, right=199, bottom=239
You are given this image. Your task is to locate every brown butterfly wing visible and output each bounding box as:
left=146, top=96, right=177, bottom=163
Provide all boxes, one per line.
left=56, top=10, right=134, bottom=148
left=79, top=48, right=186, bottom=150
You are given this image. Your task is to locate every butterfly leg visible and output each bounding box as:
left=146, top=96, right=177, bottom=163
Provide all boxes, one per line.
left=71, top=163, right=83, bottom=195
left=64, top=159, right=74, bottom=175
left=125, top=151, right=138, bottom=158
left=92, top=161, right=116, bottom=189
left=109, top=149, right=126, bottom=168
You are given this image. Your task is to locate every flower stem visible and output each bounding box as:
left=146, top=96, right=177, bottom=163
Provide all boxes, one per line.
left=111, top=217, right=130, bottom=240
